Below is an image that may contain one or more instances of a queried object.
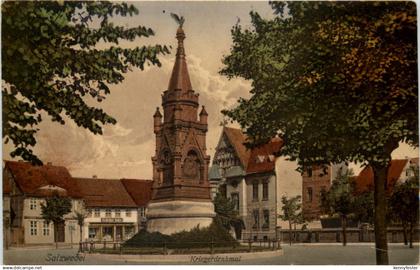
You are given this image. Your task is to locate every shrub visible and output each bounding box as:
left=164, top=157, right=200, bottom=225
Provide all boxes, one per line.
left=123, top=218, right=238, bottom=249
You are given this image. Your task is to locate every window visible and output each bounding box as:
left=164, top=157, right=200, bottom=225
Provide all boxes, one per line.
left=89, top=227, right=98, bottom=239
left=262, top=210, right=270, bottom=228
left=105, top=209, right=112, bottom=217
left=43, top=221, right=50, bottom=236
left=115, top=209, right=121, bottom=217
left=262, top=181, right=269, bottom=200
left=252, top=209, right=259, bottom=229
left=94, top=208, right=100, bottom=217
left=307, top=187, right=313, bottom=202
left=139, top=207, right=146, bottom=217
left=252, top=182, right=259, bottom=201
left=87, top=209, right=92, bottom=217
left=231, top=193, right=239, bottom=211
left=307, top=168, right=312, bottom=177
left=30, top=221, right=37, bottom=236
left=30, top=198, right=37, bottom=210
left=125, top=209, right=132, bottom=217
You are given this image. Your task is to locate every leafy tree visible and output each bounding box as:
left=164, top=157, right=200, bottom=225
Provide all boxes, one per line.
left=40, top=194, right=72, bottom=249
left=75, top=211, right=85, bottom=244
left=279, top=195, right=302, bottom=245
left=213, top=192, right=243, bottom=239
left=321, top=168, right=356, bottom=246
left=220, top=2, right=417, bottom=264
left=353, top=191, right=374, bottom=225
left=389, top=165, right=419, bottom=248
left=2, top=1, right=169, bottom=164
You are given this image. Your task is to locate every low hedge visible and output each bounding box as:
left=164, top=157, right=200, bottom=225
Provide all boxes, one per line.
left=124, top=218, right=239, bottom=249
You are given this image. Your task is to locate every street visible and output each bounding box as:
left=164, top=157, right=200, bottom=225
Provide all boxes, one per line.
left=3, top=243, right=419, bottom=265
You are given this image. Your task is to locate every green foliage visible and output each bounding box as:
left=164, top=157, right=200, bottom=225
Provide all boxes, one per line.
left=221, top=3, right=417, bottom=262
left=221, top=2, right=418, bottom=169
left=352, top=191, right=374, bottom=225
left=279, top=195, right=303, bottom=225
left=124, top=219, right=238, bottom=249
left=389, top=173, right=419, bottom=226
left=123, top=229, right=172, bottom=247
left=213, top=192, right=242, bottom=231
left=40, top=194, right=72, bottom=225
left=2, top=1, right=169, bottom=164
left=170, top=218, right=238, bottom=248
left=321, top=168, right=356, bottom=217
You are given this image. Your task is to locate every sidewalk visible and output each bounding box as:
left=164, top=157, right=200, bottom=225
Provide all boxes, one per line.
left=6, top=244, right=78, bottom=250
left=85, top=249, right=284, bottom=263
left=279, top=242, right=419, bottom=246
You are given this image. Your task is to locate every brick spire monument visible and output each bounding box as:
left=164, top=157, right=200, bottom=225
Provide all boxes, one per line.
left=146, top=25, right=215, bottom=234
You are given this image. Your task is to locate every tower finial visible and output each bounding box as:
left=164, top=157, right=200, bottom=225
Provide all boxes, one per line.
left=176, top=27, right=186, bottom=57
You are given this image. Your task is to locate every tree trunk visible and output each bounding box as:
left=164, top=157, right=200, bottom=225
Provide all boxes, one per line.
left=409, top=222, right=413, bottom=249
left=54, top=222, right=58, bottom=249
left=80, top=226, right=83, bottom=243
left=342, top=215, right=347, bottom=246
left=289, top=220, right=292, bottom=246
left=372, top=163, right=391, bottom=265
left=402, top=222, right=408, bottom=246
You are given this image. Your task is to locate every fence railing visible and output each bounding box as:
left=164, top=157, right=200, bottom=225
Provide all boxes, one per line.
left=79, top=239, right=281, bottom=255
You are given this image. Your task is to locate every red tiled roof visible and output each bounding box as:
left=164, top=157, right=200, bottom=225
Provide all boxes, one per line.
left=354, top=159, right=409, bottom=194
left=246, top=138, right=283, bottom=174
left=223, top=127, right=250, bottom=169
left=74, top=177, right=137, bottom=208
left=120, top=179, right=153, bottom=207
left=4, top=161, right=81, bottom=198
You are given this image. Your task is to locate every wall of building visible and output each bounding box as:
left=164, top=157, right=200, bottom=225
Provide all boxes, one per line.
left=21, top=197, right=83, bottom=244
left=83, top=207, right=138, bottom=241
left=243, top=173, right=277, bottom=241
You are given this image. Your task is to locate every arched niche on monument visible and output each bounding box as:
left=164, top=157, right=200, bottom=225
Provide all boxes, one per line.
left=160, top=149, right=174, bottom=186
left=182, top=149, right=202, bottom=182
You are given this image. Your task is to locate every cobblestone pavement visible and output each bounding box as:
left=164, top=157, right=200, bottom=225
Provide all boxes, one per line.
left=3, top=243, right=419, bottom=265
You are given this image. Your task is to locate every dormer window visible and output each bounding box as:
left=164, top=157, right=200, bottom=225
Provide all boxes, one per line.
left=256, top=155, right=265, bottom=163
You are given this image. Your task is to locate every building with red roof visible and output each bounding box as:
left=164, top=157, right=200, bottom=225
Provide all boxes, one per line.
left=73, top=177, right=153, bottom=242
left=3, top=161, right=84, bottom=245
left=3, top=160, right=154, bottom=245
left=354, top=158, right=419, bottom=194
left=209, top=127, right=300, bottom=241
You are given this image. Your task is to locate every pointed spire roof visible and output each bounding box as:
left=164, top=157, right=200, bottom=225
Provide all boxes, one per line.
left=153, top=107, right=162, bottom=118
left=167, top=26, right=193, bottom=92
left=199, top=105, right=208, bottom=116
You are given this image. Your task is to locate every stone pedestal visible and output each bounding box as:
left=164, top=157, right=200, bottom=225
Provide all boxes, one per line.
left=146, top=200, right=215, bottom=235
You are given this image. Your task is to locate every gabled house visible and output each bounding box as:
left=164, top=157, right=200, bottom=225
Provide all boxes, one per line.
left=120, top=179, right=153, bottom=230
left=3, top=161, right=84, bottom=245
left=209, top=127, right=302, bottom=241
left=73, top=177, right=140, bottom=242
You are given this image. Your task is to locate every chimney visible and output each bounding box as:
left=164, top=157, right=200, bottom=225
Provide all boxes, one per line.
left=92, top=175, right=97, bottom=179
left=47, top=162, right=52, bottom=166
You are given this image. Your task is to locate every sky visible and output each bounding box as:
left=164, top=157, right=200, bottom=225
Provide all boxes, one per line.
left=2, top=1, right=418, bottom=181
